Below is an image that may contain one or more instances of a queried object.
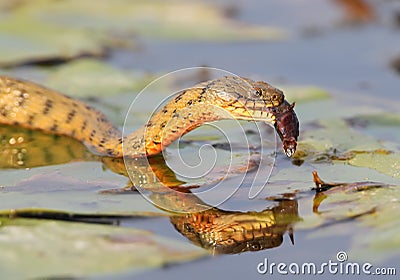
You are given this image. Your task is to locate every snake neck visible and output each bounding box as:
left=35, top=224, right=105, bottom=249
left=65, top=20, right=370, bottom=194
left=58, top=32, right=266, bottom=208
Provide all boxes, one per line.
left=124, top=87, right=222, bottom=157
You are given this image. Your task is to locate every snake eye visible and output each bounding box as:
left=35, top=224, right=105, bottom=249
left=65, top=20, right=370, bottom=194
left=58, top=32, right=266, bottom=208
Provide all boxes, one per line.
left=271, top=93, right=281, bottom=101
left=254, top=88, right=262, bottom=97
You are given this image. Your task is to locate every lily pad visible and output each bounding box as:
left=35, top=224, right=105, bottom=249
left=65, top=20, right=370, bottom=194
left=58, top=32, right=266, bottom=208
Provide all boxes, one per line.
left=0, top=218, right=206, bottom=279
left=45, top=59, right=152, bottom=97
left=280, top=86, right=331, bottom=103
left=0, top=15, right=106, bottom=66
left=349, top=152, right=400, bottom=179
left=19, top=0, right=286, bottom=41
left=293, top=172, right=400, bottom=262
left=0, top=0, right=286, bottom=66
left=293, top=118, right=384, bottom=163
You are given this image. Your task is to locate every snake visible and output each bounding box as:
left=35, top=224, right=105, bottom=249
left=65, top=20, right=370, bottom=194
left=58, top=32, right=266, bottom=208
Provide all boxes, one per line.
left=0, top=75, right=299, bottom=159
left=0, top=75, right=300, bottom=253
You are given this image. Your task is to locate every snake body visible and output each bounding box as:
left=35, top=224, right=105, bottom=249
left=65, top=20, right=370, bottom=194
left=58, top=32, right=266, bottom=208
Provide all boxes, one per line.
left=0, top=75, right=298, bottom=158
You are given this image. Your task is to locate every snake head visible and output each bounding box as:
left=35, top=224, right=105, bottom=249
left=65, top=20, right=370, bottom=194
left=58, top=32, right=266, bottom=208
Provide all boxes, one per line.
left=213, top=76, right=285, bottom=121
left=273, top=101, right=299, bottom=157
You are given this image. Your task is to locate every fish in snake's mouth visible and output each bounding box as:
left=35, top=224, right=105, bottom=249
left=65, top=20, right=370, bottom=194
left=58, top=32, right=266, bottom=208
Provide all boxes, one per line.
left=272, top=101, right=299, bottom=157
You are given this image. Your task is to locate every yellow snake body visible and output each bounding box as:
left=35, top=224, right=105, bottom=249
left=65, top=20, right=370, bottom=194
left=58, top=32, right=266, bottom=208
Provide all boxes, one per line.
left=0, top=76, right=286, bottom=158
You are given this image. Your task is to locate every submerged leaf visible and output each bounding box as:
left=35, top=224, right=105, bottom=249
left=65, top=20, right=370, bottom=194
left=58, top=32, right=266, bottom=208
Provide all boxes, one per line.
left=0, top=218, right=206, bottom=279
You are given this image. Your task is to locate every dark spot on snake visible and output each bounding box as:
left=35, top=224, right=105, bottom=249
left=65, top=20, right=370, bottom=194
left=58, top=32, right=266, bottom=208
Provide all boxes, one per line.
left=13, top=121, right=20, bottom=125
left=81, top=121, right=87, bottom=131
left=199, top=87, right=207, bottom=95
left=187, top=100, right=193, bottom=106
left=90, top=129, right=96, bottom=137
left=66, top=109, right=76, bottom=124
left=174, top=91, right=185, bottom=103
left=162, top=108, right=168, bottom=114
left=43, top=99, right=53, bottom=115
left=160, top=121, right=167, bottom=128
left=50, top=124, right=58, bottom=132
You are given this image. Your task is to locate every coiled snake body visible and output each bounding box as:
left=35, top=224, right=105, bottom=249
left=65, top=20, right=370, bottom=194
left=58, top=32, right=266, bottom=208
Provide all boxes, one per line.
left=0, top=75, right=298, bottom=158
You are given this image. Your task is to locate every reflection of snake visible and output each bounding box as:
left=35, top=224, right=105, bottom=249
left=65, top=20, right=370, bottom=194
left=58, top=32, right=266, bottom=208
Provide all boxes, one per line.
left=0, top=75, right=298, bottom=158
left=170, top=198, right=299, bottom=254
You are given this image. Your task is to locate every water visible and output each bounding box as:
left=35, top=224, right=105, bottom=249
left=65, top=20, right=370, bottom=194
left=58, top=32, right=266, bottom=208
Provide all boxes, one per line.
left=107, top=1, right=400, bottom=279
left=110, top=0, right=400, bottom=103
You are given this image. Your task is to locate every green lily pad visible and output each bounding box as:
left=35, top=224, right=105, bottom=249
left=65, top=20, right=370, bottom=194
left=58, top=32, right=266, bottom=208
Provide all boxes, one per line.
left=350, top=113, right=400, bottom=126
left=19, top=0, right=286, bottom=41
left=0, top=15, right=106, bottom=66
left=293, top=119, right=384, bottom=163
left=292, top=171, right=400, bottom=262
left=0, top=0, right=286, bottom=66
left=0, top=218, right=206, bottom=279
left=349, top=152, right=400, bottom=179
left=45, top=59, right=152, bottom=97
left=280, top=86, right=331, bottom=103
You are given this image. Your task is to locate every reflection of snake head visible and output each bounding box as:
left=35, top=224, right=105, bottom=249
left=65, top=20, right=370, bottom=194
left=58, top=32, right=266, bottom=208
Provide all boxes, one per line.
left=170, top=199, right=299, bottom=254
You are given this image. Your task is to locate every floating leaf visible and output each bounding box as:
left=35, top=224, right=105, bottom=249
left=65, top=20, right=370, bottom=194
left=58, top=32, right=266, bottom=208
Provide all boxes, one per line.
left=349, top=152, right=400, bottom=179
left=293, top=119, right=384, bottom=163
left=45, top=59, right=152, bottom=97
left=280, top=86, right=331, bottom=103
left=0, top=218, right=206, bottom=279
left=20, top=0, right=286, bottom=42
left=293, top=172, right=400, bottom=262
left=0, top=0, right=287, bottom=66
left=0, top=15, right=106, bottom=66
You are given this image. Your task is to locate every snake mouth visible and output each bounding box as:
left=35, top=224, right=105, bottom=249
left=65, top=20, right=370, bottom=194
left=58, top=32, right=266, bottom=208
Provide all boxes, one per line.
left=223, top=102, right=278, bottom=123
left=282, top=137, right=297, bottom=157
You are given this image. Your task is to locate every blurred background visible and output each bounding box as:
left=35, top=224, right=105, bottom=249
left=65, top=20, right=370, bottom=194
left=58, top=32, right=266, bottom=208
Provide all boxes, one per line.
left=0, top=0, right=399, bottom=101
